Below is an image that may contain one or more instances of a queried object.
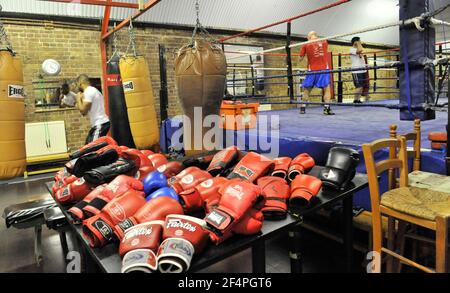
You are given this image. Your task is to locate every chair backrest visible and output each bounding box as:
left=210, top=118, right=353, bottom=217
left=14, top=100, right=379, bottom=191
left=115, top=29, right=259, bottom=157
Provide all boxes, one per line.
left=389, top=119, right=421, bottom=171
left=362, top=136, right=409, bottom=211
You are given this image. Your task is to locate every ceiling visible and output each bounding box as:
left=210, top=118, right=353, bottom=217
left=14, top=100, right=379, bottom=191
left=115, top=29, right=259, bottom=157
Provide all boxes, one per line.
left=1, top=0, right=449, bottom=47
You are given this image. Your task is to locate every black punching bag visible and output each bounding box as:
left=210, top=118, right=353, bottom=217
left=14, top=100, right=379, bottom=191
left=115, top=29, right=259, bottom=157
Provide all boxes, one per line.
left=107, top=55, right=135, bottom=148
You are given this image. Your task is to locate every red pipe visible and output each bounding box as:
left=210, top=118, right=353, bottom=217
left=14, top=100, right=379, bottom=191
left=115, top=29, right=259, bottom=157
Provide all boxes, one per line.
left=100, top=0, right=112, bottom=115
left=218, top=0, right=351, bottom=43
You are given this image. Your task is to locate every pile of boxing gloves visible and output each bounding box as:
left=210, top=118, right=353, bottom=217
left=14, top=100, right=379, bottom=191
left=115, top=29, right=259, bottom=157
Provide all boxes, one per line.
left=428, top=132, right=447, bottom=151
left=51, top=138, right=359, bottom=274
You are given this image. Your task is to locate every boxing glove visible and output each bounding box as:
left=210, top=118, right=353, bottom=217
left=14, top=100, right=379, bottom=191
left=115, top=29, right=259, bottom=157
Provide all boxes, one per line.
left=168, top=167, right=212, bottom=194
left=157, top=215, right=210, bottom=273
left=183, top=154, right=214, bottom=170
left=120, top=221, right=165, bottom=273
left=54, top=177, right=94, bottom=205
left=209, top=208, right=264, bottom=244
left=157, top=161, right=185, bottom=178
left=429, top=132, right=447, bottom=150
left=71, top=145, right=124, bottom=178
left=140, top=150, right=154, bottom=157
left=67, top=184, right=107, bottom=224
left=83, top=158, right=136, bottom=186
left=146, top=187, right=180, bottom=202
left=142, top=171, right=168, bottom=195
left=82, top=175, right=144, bottom=219
left=205, top=181, right=263, bottom=244
left=178, top=177, right=229, bottom=214
left=290, top=175, right=323, bottom=207
left=52, top=175, right=78, bottom=196
left=318, top=147, right=360, bottom=190
left=227, top=152, right=274, bottom=183
left=207, top=146, right=240, bottom=176
left=114, top=196, right=184, bottom=240
left=271, top=157, right=292, bottom=180
left=287, top=153, right=315, bottom=181
left=257, top=176, right=290, bottom=220
left=82, top=189, right=146, bottom=247
left=54, top=168, right=70, bottom=182
left=70, top=136, right=117, bottom=160
left=146, top=153, right=168, bottom=169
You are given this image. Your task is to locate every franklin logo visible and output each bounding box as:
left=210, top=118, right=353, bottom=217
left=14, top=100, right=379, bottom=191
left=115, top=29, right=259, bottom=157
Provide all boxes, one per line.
left=123, top=81, right=134, bottom=92
left=109, top=203, right=126, bottom=222
left=8, top=85, right=24, bottom=98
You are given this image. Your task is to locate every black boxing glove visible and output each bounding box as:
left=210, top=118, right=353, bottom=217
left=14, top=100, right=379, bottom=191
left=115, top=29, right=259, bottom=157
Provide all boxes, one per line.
left=318, top=147, right=360, bottom=190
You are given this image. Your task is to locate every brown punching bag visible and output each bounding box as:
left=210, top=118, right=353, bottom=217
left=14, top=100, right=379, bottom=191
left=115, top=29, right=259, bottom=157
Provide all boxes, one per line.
left=175, top=40, right=227, bottom=156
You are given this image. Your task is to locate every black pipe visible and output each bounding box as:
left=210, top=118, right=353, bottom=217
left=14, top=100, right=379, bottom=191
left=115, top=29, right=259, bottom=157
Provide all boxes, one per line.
left=249, top=55, right=256, bottom=97
left=338, top=53, right=343, bottom=103
left=158, top=44, right=168, bottom=122
left=373, top=53, right=378, bottom=93
left=396, top=55, right=400, bottom=89
left=286, top=22, right=295, bottom=104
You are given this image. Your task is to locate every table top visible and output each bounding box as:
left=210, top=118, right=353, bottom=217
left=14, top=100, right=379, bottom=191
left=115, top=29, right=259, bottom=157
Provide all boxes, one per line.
left=46, top=167, right=368, bottom=273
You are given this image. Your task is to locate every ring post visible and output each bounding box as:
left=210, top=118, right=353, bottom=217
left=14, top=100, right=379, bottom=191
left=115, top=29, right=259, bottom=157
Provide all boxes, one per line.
left=286, top=22, right=295, bottom=104
left=396, top=55, right=400, bottom=89
left=249, top=55, right=256, bottom=97
left=439, top=44, right=443, bottom=78
left=338, top=53, right=343, bottom=103
left=158, top=44, right=168, bottom=122
left=373, top=53, right=378, bottom=93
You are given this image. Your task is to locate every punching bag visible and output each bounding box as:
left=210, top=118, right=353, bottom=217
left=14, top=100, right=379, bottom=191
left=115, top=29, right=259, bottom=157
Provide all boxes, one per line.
left=106, top=55, right=135, bottom=148
left=175, top=40, right=227, bottom=156
left=0, top=50, right=26, bottom=179
left=119, top=56, right=159, bottom=150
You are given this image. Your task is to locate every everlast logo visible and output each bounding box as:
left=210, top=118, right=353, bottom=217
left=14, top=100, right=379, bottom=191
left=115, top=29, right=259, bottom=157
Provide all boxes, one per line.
left=167, top=219, right=197, bottom=232
left=236, top=166, right=255, bottom=180
left=8, top=85, right=24, bottom=98
left=123, top=81, right=134, bottom=92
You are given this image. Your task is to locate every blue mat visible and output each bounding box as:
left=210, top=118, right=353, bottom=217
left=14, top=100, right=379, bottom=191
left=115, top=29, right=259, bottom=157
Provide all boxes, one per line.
left=161, top=101, right=448, bottom=211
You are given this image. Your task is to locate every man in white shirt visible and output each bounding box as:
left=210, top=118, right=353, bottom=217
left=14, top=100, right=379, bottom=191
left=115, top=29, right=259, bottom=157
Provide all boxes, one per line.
left=60, top=83, right=76, bottom=108
left=350, top=37, right=370, bottom=103
left=75, top=74, right=110, bottom=144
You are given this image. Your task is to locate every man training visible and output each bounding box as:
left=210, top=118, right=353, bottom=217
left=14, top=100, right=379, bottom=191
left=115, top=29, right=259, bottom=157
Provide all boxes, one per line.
left=75, top=74, right=110, bottom=144
left=299, top=31, right=334, bottom=116
left=350, top=36, right=370, bottom=103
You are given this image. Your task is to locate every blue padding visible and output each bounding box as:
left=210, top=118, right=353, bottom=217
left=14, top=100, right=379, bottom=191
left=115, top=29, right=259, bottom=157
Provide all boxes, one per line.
left=160, top=101, right=447, bottom=211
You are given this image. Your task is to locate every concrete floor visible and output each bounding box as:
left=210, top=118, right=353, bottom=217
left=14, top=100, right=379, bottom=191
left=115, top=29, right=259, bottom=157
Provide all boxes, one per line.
left=0, top=175, right=366, bottom=273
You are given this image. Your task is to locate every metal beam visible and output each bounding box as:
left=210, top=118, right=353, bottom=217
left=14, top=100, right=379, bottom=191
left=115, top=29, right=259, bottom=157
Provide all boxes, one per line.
left=40, top=0, right=139, bottom=9
left=102, top=0, right=162, bottom=40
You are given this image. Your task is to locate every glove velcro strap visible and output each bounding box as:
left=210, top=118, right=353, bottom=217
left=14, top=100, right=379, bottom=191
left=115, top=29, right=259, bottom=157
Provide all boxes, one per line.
left=116, top=218, right=136, bottom=237
left=157, top=238, right=195, bottom=273
left=86, top=198, right=108, bottom=213
left=122, top=249, right=158, bottom=273
left=83, top=216, right=115, bottom=247
left=204, top=209, right=233, bottom=235
left=263, top=197, right=287, bottom=211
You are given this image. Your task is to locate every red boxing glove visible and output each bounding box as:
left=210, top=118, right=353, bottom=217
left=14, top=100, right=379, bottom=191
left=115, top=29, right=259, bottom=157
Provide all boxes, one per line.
left=168, top=167, right=212, bottom=194
left=82, top=189, right=146, bottom=247
left=157, top=161, right=185, bottom=178
left=178, top=177, right=229, bottom=213
left=257, top=176, right=290, bottom=220
left=67, top=184, right=107, bottom=223
left=52, top=175, right=78, bottom=196
left=120, top=221, right=165, bottom=273
left=114, top=196, right=184, bottom=240
left=54, top=177, right=94, bottom=205
left=205, top=181, right=263, bottom=244
left=147, top=153, right=168, bottom=169
left=227, top=152, right=274, bottom=183
left=290, top=174, right=323, bottom=207
left=287, top=153, right=315, bottom=181
left=70, top=136, right=117, bottom=160
left=207, top=146, right=240, bottom=176
left=271, top=157, right=292, bottom=180
left=157, top=215, right=210, bottom=273
left=82, top=175, right=144, bottom=219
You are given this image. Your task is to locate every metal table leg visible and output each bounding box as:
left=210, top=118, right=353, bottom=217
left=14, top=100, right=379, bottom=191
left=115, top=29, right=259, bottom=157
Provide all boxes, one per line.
left=34, top=225, right=43, bottom=266
left=252, top=240, right=266, bottom=273
left=289, top=221, right=303, bottom=273
left=343, top=194, right=354, bottom=273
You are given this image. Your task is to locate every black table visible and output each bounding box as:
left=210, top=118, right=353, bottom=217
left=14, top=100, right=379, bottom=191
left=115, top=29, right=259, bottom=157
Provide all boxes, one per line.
left=46, top=167, right=368, bottom=273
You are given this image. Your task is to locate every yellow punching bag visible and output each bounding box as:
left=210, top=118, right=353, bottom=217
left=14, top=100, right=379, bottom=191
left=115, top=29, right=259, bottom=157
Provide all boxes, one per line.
left=119, top=56, right=159, bottom=150
left=0, top=50, right=26, bottom=179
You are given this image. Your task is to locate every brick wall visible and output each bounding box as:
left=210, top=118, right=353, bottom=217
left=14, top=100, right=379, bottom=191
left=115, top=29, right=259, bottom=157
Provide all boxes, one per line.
left=4, top=19, right=396, bottom=150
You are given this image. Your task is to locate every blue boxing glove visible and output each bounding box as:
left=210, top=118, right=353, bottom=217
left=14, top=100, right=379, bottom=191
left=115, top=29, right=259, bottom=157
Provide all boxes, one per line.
left=146, top=187, right=180, bottom=202
left=143, top=171, right=168, bottom=195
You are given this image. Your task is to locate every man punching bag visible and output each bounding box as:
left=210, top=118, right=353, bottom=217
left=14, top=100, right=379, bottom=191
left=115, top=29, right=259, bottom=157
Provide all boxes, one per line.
left=0, top=49, right=26, bottom=179
left=107, top=55, right=135, bottom=148
left=175, top=39, right=227, bottom=156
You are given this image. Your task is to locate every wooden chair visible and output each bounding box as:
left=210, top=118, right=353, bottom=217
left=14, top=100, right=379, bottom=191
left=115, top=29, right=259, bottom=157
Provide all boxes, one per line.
left=362, top=136, right=449, bottom=273
left=388, top=119, right=421, bottom=189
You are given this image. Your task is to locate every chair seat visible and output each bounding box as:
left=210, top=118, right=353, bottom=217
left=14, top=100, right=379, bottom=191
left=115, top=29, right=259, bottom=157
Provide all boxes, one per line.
left=381, top=187, right=450, bottom=221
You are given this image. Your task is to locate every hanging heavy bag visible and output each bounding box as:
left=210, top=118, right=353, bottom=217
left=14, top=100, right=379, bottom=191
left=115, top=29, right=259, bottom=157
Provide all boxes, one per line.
left=0, top=49, right=26, bottom=179
left=107, top=55, right=135, bottom=148
left=175, top=39, right=227, bottom=156
left=119, top=55, right=160, bottom=150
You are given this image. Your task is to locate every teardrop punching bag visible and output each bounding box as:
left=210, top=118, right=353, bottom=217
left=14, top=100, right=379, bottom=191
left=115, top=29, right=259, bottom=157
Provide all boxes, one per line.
left=106, top=55, right=135, bottom=148
left=119, top=56, right=160, bottom=150
left=175, top=40, right=227, bottom=156
left=0, top=50, right=26, bottom=179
